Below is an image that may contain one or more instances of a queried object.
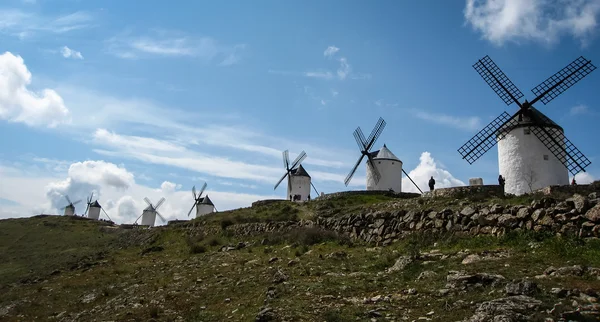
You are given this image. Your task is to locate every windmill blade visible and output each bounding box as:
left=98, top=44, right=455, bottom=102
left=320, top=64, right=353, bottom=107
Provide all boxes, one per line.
left=187, top=203, right=196, bottom=217
left=65, top=195, right=72, bottom=205
left=274, top=171, right=288, bottom=190
left=473, top=55, right=524, bottom=106
left=353, top=128, right=367, bottom=151
left=527, top=124, right=591, bottom=176
left=72, top=200, right=82, bottom=206
left=213, top=206, right=218, bottom=212
left=101, top=208, right=112, bottom=222
left=344, top=154, right=366, bottom=186
left=366, top=154, right=381, bottom=184
left=289, top=150, right=307, bottom=170
left=366, top=117, right=386, bottom=148
left=192, top=185, right=197, bottom=200
left=197, top=182, right=207, bottom=198
left=287, top=173, right=292, bottom=196
left=282, top=150, right=290, bottom=169
left=84, top=204, right=90, bottom=216
left=530, top=56, right=596, bottom=106
left=134, top=214, right=143, bottom=224
left=457, top=111, right=520, bottom=164
left=155, top=197, right=166, bottom=210
left=310, top=182, right=319, bottom=196
left=402, top=168, right=423, bottom=194
left=356, top=127, right=368, bottom=150
left=143, top=197, right=152, bottom=207
left=365, top=118, right=386, bottom=151
left=156, top=211, right=166, bottom=223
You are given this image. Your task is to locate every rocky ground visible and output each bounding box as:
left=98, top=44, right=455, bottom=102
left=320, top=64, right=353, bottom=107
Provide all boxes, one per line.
left=2, top=191, right=600, bottom=321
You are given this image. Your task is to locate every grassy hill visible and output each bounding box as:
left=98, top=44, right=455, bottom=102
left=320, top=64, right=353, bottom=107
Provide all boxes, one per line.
left=1, top=193, right=600, bottom=321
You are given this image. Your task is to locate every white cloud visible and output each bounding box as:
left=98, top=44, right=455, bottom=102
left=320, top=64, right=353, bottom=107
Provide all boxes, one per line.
left=331, top=89, right=339, bottom=97
left=0, top=9, right=92, bottom=38
left=60, top=46, right=84, bottom=59
left=106, top=29, right=245, bottom=65
left=570, top=104, right=589, bottom=115
left=0, top=51, right=70, bottom=127
left=403, top=152, right=466, bottom=193
left=303, top=71, right=334, bottom=79
left=324, top=46, right=340, bottom=58
left=464, top=0, right=600, bottom=46
left=271, top=46, right=360, bottom=81
left=0, top=159, right=284, bottom=224
left=160, top=181, right=181, bottom=193
left=571, top=172, right=595, bottom=184
left=404, top=108, right=482, bottom=131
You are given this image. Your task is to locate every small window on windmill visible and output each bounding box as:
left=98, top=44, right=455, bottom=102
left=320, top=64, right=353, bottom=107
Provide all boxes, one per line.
left=378, top=161, right=381, bottom=164
left=524, top=128, right=531, bottom=135
left=543, top=155, right=549, bottom=161
left=392, top=162, right=394, bottom=165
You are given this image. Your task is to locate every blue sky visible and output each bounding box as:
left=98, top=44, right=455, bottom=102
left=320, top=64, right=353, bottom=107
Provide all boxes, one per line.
left=1, top=0, right=599, bottom=224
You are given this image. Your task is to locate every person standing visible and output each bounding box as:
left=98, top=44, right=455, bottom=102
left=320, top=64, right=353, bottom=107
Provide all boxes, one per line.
left=498, top=174, right=505, bottom=192
left=428, top=176, right=436, bottom=192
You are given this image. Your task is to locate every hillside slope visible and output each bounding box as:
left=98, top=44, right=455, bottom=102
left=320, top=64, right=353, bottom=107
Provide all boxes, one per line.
left=2, top=192, right=600, bottom=321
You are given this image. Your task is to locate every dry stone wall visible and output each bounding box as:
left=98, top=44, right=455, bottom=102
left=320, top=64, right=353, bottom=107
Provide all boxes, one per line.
left=226, top=193, right=600, bottom=245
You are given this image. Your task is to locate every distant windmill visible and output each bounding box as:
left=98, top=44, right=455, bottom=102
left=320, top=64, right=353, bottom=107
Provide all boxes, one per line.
left=83, top=192, right=112, bottom=221
left=345, top=117, right=423, bottom=193
left=186, top=182, right=216, bottom=218
left=60, top=195, right=81, bottom=216
left=458, top=55, right=595, bottom=195
left=274, top=150, right=319, bottom=202
left=135, top=197, right=166, bottom=227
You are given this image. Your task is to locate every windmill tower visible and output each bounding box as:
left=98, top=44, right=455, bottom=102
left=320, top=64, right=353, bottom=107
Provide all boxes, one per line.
left=135, top=197, right=166, bottom=227
left=458, top=55, right=595, bottom=195
left=345, top=117, right=423, bottom=193
left=186, top=182, right=216, bottom=218
left=83, top=192, right=112, bottom=221
left=274, top=150, right=319, bottom=201
left=60, top=195, right=81, bottom=216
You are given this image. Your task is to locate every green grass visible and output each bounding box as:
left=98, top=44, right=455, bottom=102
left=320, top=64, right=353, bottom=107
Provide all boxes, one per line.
left=2, top=191, right=600, bottom=321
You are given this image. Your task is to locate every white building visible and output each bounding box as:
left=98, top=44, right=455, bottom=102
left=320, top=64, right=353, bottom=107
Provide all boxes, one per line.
left=88, top=201, right=101, bottom=220
left=497, top=107, right=568, bottom=196
left=195, top=195, right=215, bottom=217
left=63, top=205, right=75, bottom=216
left=366, top=144, right=403, bottom=192
left=141, top=208, right=157, bottom=227
left=288, top=164, right=312, bottom=202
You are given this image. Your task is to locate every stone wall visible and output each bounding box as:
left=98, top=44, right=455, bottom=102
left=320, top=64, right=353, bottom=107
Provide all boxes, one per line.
left=317, top=190, right=421, bottom=201
left=536, top=183, right=600, bottom=196
left=225, top=193, right=600, bottom=245
left=423, top=185, right=504, bottom=199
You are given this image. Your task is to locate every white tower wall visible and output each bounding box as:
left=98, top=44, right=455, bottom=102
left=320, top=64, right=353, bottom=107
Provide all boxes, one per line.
left=287, top=176, right=311, bottom=202
left=141, top=210, right=157, bottom=227
left=498, top=126, right=568, bottom=196
left=366, top=159, right=403, bottom=192
left=195, top=204, right=214, bottom=217
left=64, top=206, right=75, bottom=216
left=88, top=206, right=101, bottom=220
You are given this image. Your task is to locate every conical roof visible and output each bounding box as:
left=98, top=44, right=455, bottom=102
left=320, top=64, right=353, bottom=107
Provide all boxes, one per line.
left=90, top=200, right=101, bottom=208
left=199, top=195, right=214, bottom=206
left=291, top=164, right=311, bottom=178
left=498, top=107, right=563, bottom=134
left=372, top=144, right=401, bottom=161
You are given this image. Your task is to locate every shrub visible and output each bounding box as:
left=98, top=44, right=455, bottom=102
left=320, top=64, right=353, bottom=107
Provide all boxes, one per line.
left=262, top=227, right=352, bottom=247
left=220, top=218, right=234, bottom=230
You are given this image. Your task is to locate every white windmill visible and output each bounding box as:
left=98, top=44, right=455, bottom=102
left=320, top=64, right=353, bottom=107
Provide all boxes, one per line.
left=345, top=117, right=423, bottom=193
left=83, top=192, right=112, bottom=221
left=459, top=55, right=595, bottom=195
left=186, top=182, right=217, bottom=218
left=135, top=197, right=166, bottom=227
left=274, top=150, right=319, bottom=202
left=59, top=195, right=81, bottom=216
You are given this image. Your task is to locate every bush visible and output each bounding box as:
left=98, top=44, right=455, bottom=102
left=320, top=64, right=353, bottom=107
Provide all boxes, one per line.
left=220, top=218, right=234, bottom=230
left=185, top=234, right=208, bottom=254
